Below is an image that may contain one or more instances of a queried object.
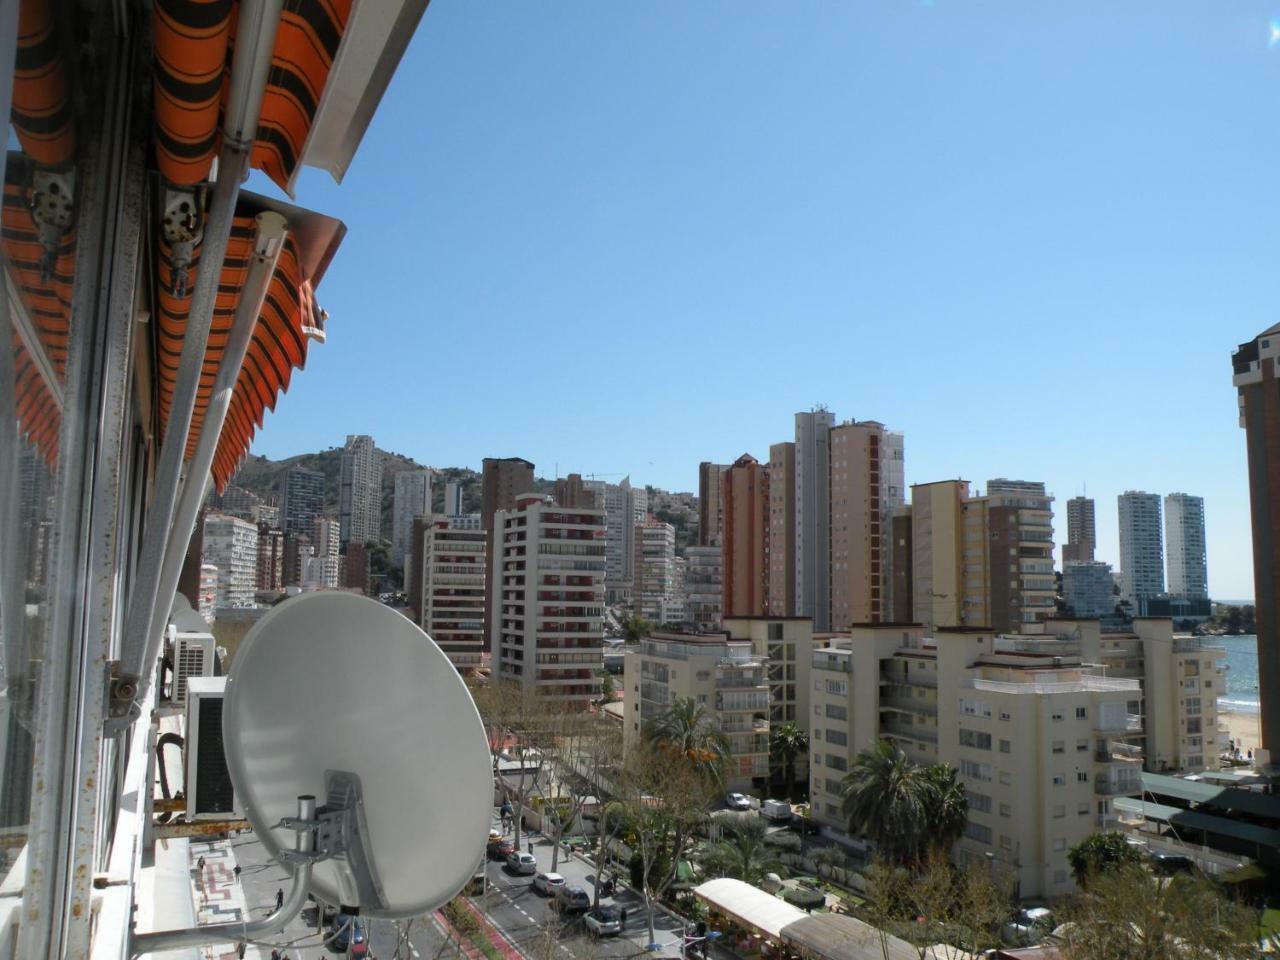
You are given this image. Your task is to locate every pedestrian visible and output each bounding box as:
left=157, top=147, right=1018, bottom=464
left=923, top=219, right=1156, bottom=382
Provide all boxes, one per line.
left=276, top=887, right=284, bottom=910
left=233, top=864, right=242, bottom=881
left=271, top=951, right=280, bottom=960
left=528, top=841, right=533, bottom=855
left=620, top=907, right=628, bottom=927
left=196, top=855, right=205, bottom=872
left=237, top=942, right=246, bottom=959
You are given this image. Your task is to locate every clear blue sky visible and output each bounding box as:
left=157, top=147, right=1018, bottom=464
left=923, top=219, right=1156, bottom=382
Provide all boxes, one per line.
left=248, top=1, right=1280, bottom=602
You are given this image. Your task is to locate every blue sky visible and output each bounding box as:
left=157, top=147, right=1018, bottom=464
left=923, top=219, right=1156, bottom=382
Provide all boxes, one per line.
left=249, top=2, right=1280, bottom=601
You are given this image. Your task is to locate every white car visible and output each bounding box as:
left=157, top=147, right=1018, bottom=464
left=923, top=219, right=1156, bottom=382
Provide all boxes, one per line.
left=584, top=906, right=623, bottom=937
left=506, top=852, right=537, bottom=875
left=725, top=792, right=751, bottom=811
left=532, top=871, right=565, bottom=895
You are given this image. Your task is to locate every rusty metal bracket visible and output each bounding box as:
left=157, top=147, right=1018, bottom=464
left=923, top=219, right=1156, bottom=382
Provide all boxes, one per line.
left=105, top=664, right=141, bottom=732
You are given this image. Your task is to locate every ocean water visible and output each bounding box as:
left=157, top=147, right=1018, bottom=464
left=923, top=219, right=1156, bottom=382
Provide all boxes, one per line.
left=1216, top=634, right=1260, bottom=714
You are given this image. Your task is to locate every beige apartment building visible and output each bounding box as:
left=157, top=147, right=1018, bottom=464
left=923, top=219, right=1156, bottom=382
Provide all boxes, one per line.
left=722, top=454, right=770, bottom=617
left=492, top=494, right=606, bottom=706
left=908, top=479, right=1055, bottom=633
left=767, top=442, right=796, bottom=617
left=633, top=516, right=676, bottom=623
left=623, top=631, right=771, bottom=790
left=1041, top=617, right=1227, bottom=774
left=414, top=516, right=487, bottom=671
left=809, top=623, right=1143, bottom=899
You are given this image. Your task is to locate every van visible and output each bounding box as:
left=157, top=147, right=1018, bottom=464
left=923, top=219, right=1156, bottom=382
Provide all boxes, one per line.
left=760, top=799, right=792, bottom=822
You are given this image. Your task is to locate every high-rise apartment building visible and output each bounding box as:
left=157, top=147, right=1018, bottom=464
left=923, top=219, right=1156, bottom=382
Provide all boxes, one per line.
left=339, top=434, right=382, bottom=546
left=809, top=624, right=1143, bottom=899
left=794, top=408, right=835, bottom=631
left=975, top=479, right=1056, bottom=631
left=1164, top=493, right=1207, bottom=600
left=1062, top=560, right=1115, bottom=618
left=633, top=517, right=676, bottom=623
left=681, top=545, right=723, bottom=631
left=767, top=442, right=796, bottom=617
left=1233, top=329, right=1280, bottom=755
left=910, top=480, right=969, bottom=629
left=197, top=563, right=218, bottom=623
left=311, top=517, right=341, bottom=589
left=828, top=421, right=904, bottom=630
left=492, top=494, right=605, bottom=706
left=602, top=477, right=647, bottom=604
left=279, top=465, right=325, bottom=536
left=554, top=473, right=601, bottom=510
left=721, top=454, right=770, bottom=618
left=623, top=631, right=770, bottom=790
left=391, top=469, right=433, bottom=567
left=202, top=513, right=259, bottom=608
left=1118, top=491, right=1164, bottom=613
left=891, top=506, right=913, bottom=622
left=413, top=516, right=487, bottom=670
left=1063, top=496, right=1096, bottom=564
left=255, top=524, right=284, bottom=592
left=698, top=462, right=730, bottom=546
left=481, top=456, right=536, bottom=648
left=443, top=480, right=464, bottom=517
left=342, top=542, right=370, bottom=595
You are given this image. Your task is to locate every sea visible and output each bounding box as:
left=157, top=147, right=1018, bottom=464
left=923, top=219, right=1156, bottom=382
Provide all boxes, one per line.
left=1216, top=634, right=1260, bottom=715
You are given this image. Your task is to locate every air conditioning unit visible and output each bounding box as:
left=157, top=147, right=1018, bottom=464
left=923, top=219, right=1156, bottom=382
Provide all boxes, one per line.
left=172, top=628, right=215, bottom=707
left=184, top=676, right=239, bottom=820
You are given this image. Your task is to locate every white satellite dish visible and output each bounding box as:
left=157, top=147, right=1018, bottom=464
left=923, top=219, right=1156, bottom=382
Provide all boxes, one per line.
left=222, top=592, right=492, bottom=918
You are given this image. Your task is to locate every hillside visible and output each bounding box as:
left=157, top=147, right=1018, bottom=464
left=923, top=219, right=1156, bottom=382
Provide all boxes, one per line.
left=227, top=450, right=553, bottom=536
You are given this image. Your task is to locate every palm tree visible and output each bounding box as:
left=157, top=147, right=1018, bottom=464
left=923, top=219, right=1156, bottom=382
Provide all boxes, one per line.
left=645, top=698, right=730, bottom=785
left=839, top=740, right=936, bottom=863
left=770, top=722, right=809, bottom=795
left=921, top=763, right=968, bottom=855
left=705, top=819, right=786, bottom=887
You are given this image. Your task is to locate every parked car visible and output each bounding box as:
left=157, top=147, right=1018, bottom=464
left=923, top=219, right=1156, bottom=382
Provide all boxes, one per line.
left=329, top=913, right=363, bottom=952
left=1003, top=907, right=1053, bottom=945
left=584, top=905, right=623, bottom=936
left=1150, top=852, right=1195, bottom=875
left=487, top=838, right=514, bottom=861
left=533, top=871, right=566, bottom=895
left=759, top=799, right=792, bottom=822
left=553, top=884, right=591, bottom=913
left=507, top=851, right=538, bottom=875
left=725, top=792, right=751, bottom=811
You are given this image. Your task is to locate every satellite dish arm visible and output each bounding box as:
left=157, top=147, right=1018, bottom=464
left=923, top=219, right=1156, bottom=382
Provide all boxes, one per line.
left=130, top=795, right=317, bottom=957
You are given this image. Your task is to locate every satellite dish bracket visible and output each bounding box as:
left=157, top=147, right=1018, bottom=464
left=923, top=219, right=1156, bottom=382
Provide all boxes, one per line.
left=277, top=769, right=389, bottom=912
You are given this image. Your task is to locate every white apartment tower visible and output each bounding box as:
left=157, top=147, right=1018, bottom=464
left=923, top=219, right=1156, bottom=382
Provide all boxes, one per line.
left=492, top=495, right=606, bottom=706
left=339, top=434, right=382, bottom=546
left=415, top=516, right=487, bottom=670
left=1118, top=491, right=1164, bottom=612
left=1164, top=493, right=1207, bottom=600
left=392, top=469, right=433, bottom=567
left=202, top=513, right=259, bottom=608
left=795, top=407, right=835, bottom=631
left=309, top=517, right=341, bottom=589
left=444, top=480, right=464, bottom=517
left=633, top=517, right=676, bottom=623
left=602, top=477, right=648, bottom=604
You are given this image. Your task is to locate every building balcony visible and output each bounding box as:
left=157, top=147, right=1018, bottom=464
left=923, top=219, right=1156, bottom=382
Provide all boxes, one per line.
left=882, top=723, right=938, bottom=745
left=1095, top=714, right=1144, bottom=735
left=880, top=673, right=937, bottom=690
left=880, top=698, right=937, bottom=718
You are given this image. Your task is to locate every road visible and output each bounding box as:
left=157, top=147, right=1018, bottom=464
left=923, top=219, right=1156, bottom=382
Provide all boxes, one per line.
left=480, top=817, right=689, bottom=960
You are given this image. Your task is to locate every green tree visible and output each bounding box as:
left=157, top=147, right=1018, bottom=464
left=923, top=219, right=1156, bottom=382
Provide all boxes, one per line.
left=705, top=819, right=786, bottom=886
left=645, top=697, right=730, bottom=786
left=621, top=614, right=653, bottom=644
left=839, top=741, right=968, bottom=863
left=770, top=722, right=809, bottom=795
left=1067, top=832, right=1143, bottom=887
left=921, top=763, right=968, bottom=854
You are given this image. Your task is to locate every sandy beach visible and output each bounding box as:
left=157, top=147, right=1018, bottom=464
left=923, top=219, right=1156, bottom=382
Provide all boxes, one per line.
left=1220, top=708, right=1262, bottom=759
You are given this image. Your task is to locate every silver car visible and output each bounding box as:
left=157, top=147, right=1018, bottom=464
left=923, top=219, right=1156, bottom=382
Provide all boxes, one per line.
left=506, top=852, right=537, bottom=875
left=533, top=871, right=565, bottom=895
left=584, top=905, right=622, bottom=936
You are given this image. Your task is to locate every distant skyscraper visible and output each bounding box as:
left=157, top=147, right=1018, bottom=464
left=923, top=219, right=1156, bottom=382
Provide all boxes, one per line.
left=1062, top=560, right=1115, bottom=618
left=721, top=454, right=769, bottom=618
left=767, top=442, right=796, bottom=617
left=554, top=473, right=601, bottom=509
left=312, top=517, right=341, bottom=589
left=481, top=457, right=536, bottom=646
left=444, top=480, right=464, bottom=516
left=339, top=434, right=382, bottom=546
left=1164, top=493, right=1207, bottom=600
left=682, top=545, right=723, bottom=631
left=910, top=480, right=970, bottom=629
left=279, top=465, right=325, bottom=536
left=256, top=524, right=284, bottom=592
left=698, top=462, right=730, bottom=546
left=602, top=477, right=647, bottom=603
left=202, top=513, right=259, bottom=608
left=1118, top=491, right=1164, bottom=612
left=795, top=407, right=835, bottom=631
left=828, top=420, right=904, bottom=629
left=1063, top=496, right=1096, bottom=564
left=392, top=469, right=433, bottom=567
left=1232, top=328, right=1280, bottom=753
left=633, top=516, right=676, bottom=622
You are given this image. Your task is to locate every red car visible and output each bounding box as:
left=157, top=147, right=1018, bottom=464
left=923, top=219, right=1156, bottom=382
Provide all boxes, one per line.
left=487, top=838, right=515, bottom=861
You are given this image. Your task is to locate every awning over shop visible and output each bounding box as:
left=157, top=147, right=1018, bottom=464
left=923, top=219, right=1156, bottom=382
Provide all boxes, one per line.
left=693, top=878, right=806, bottom=940
left=779, top=913, right=919, bottom=960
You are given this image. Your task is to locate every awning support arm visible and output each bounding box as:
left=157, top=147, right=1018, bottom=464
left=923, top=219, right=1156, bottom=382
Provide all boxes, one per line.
left=112, top=0, right=284, bottom=731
